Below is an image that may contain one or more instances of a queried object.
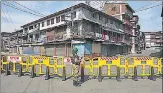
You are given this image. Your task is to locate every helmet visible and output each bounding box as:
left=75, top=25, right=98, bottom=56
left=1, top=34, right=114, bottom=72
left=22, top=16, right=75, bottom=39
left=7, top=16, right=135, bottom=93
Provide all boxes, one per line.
left=72, top=47, right=78, bottom=55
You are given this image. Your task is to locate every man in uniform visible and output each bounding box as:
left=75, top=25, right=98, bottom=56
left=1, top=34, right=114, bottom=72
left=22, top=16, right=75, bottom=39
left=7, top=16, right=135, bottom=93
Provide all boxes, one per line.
left=71, top=46, right=82, bottom=86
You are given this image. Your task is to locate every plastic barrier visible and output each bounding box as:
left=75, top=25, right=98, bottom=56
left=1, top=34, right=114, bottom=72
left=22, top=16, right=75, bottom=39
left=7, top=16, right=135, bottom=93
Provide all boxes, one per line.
left=32, top=56, right=49, bottom=75
left=99, top=56, right=126, bottom=81
left=159, top=58, right=163, bottom=75
left=127, top=56, right=159, bottom=80
left=45, top=56, right=65, bottom=80
left=1, top=56, right=8, bottom=74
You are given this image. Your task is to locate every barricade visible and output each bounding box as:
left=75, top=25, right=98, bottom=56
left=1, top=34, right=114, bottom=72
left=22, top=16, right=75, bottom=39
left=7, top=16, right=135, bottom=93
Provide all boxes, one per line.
left=31, top=56, right=49, bottom=76
left=1, top=56, right=9, bottom=75
left=3, top=55, right=23, bottom=75
left=159, top=58, right=163, bottom=76
left=45, top=56, right=65, bottom=80
left=127, top=56, right=159, bottom=81
left=100, top=56, right=126, bottom=81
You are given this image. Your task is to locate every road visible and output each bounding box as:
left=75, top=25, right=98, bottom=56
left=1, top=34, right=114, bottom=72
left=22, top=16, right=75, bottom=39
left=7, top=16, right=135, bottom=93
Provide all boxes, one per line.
left=1, top=49, right=162, bottom=93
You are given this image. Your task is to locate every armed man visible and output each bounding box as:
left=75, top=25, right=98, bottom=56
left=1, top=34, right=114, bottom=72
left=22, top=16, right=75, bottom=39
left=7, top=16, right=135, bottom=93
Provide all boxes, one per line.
left=71, top=46, right=84, bottom=86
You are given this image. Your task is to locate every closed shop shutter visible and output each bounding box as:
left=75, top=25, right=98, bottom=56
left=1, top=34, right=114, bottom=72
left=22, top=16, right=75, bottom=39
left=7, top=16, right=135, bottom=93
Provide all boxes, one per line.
left=92, top=42, right=101, bottom=53
left=101, top=44, right=108, bottom=57
left=33, top=46, right=41, bottom=55
left=56, top=44, right=65, bottom=56
left=40, top=46, right=46, bottom=56
left=45, top=45, right=54, bottom=57
left=23, top=46, right=34, bottom=54
left=67, top=44, right=72, bottom=57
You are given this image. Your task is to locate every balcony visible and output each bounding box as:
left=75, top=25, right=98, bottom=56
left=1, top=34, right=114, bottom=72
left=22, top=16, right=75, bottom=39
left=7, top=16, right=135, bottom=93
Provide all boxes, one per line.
left=28, top=27, right=40, bottom=34
left=123, top=20, right=132, bottom=27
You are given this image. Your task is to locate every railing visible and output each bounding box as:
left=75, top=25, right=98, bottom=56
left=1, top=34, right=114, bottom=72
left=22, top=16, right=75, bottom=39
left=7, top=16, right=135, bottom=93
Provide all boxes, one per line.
left=28, top=27, right=40, bottom=33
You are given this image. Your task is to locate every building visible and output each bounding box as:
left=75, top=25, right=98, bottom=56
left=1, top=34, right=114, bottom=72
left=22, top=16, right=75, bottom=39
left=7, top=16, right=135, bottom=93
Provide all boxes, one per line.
left=1, top=32, right=11, bottom=52
left=139, top=31, right=145, bottom=50
left=21, top=3, right=129, bottom=57
left=130, top=15, right=141, bottom=53
left=104, top=2, right=135, bottom=53
left=144, top=31, right=163, bottom=49
left=1, top=3, right=138, bottom=57
left=9, top=29, right=24, bottom=54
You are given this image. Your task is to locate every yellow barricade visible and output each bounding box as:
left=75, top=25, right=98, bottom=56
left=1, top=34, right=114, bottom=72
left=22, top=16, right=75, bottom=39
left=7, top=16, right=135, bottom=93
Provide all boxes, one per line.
left=82, top=57, right=100, bottom=76
left=127, top=56, right=159, bottom=77
left=159, top=58, right=163, bottom=75
left=48, top=57, right=65, bottom=77
left=1, top=56, right=8, bottom=72
left=82, top=57, right=92, bottom=76
left=91, top=57, right=100, bottom=76
left=6, top=55, right=22, bottom=73
left=19, top=56, right=29, bottom=73
left=100, top=56, right=127, bottom=77
left=31, top=56, right=49, bottom=75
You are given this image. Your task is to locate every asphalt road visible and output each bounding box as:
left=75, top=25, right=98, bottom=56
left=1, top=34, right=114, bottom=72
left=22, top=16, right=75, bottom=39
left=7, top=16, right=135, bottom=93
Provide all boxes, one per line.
left=1, top=49, right=162, bottom=93
left=1, top=74, right=162, bottom=93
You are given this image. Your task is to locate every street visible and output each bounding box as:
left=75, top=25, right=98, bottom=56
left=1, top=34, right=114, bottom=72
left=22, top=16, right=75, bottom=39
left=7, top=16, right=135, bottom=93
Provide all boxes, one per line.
left=1, top=49, right=162, bottom=93
left=1, top=74, right=162, bottom=93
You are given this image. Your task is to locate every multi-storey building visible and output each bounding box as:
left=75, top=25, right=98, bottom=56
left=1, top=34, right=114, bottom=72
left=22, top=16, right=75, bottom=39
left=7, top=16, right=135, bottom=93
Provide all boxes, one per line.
left=9, top=29, right=24, bottom=54
left=139, top=31, right=145, bottom=50
left=144, top=31, right=163, bottom=49
left=104, top=2, right=135, bottom=54
left=20, top=3, right=129, bottom=57
left=1, top=32, right=11, bottom=52
left=130, top=15, right=141, bottom=53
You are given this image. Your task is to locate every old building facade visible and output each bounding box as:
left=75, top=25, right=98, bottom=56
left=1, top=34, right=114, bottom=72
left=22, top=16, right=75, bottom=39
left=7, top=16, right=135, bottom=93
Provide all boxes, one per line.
left=104, top=2, right=135, bottom=54
left=144, top=31, right=163, bottom=49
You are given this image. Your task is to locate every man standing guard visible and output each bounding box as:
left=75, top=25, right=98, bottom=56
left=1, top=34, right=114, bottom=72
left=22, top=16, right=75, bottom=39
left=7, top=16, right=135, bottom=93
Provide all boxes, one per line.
left=71, top=46, right=81, bottom=86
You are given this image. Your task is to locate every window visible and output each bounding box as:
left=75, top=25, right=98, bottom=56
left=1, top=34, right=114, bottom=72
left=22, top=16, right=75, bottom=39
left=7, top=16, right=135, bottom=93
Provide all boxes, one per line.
left=112, top=6, right=116, bottom=11
left=42, top=22, right=44, bottom=27
left=38, top=23, right=40, bottom=27
left=99, top=14, right=102, bottom=20
left=47, top=20, right=50, bottom=26
left=51, top=18, right=54, bottom=24
left=61, top=15, right=65, bottom=21
left=110, top=19, right=113, bottom=24
left=24, top=28, right=28, bottom=31
left=29, top=26, right=33, bottom=30
left=71, top=11, right=76, bottom=19
left=92, top=13, right=97, bottom=18
left=34, top=24, right=37, bottom=28
left=56, top=16, right=60, bottom=23
left=105, top=18, right=108, bottom=24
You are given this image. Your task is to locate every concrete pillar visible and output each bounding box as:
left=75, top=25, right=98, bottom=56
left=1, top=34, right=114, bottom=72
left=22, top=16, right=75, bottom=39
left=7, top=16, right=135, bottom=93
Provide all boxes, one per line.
left=131, top=28, right=135, bottom=54
left=33, top=34, right=35, bottom=42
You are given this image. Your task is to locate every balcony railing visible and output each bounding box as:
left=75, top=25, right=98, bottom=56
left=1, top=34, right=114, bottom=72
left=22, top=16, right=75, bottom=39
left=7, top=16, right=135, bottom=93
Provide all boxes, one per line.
left=28, top=27, right=40, bottom=33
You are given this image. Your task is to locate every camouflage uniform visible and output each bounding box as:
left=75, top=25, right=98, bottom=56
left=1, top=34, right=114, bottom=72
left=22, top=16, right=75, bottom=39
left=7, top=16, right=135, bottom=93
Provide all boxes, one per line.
left=71, top=47, right=81, bottom=86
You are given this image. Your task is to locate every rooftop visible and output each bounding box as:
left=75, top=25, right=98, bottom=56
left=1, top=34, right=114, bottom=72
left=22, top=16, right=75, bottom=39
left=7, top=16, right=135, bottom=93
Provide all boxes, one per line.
left=21, top=3, right=123, bottom=27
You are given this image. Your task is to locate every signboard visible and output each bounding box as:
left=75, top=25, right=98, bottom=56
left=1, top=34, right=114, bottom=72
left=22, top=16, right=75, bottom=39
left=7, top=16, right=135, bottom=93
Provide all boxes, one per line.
left=7, top=56, right=21, bottom=62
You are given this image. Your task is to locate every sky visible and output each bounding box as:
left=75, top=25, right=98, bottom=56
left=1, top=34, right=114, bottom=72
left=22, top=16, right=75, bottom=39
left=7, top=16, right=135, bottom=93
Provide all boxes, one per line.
left=1, top=1, right=162, bottom=33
